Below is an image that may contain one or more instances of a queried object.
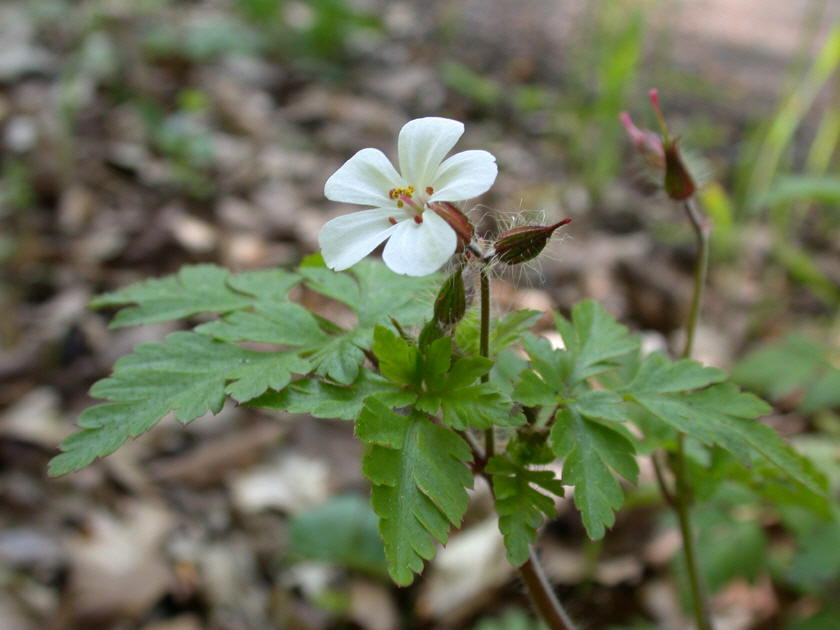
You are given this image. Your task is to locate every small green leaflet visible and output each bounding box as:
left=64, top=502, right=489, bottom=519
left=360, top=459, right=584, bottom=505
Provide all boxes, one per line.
left=624, top=353, right=828, bottom=496
left=487, top=455, right=564, bottom=566
left=554, top=300, right=638, bottom=383
left=372, top=328, right=523, bottom=429
left=91, top=265, right=300, bottom=328
left=48, top=332, right=307, bottom=476
left=372, top=326, right=421, bottom=387
left=247, top=369, right=414, bottom=421
left=550, top=408, right=638, bottom=539
left=357, top=398, right=473, bottom=585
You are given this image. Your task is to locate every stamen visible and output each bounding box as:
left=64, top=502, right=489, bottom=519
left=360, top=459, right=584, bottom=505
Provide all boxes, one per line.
left=388, top=217, right=398, bottom=225
left=425, top=186, right=434, bottom=195
left=413, top=215, right=423, bottom=224
left=399, top=193, right=422, bottom=211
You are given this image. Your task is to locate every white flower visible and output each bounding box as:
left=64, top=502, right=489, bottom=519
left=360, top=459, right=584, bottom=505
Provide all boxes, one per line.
left=319, top=117, right=497, bottom=276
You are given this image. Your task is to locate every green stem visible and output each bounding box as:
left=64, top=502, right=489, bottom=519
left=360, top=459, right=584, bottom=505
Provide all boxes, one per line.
left=673, top=434, right=712, bottom=630
left=476, top=264, right=575, bottom=630
left=681, top=198, right=710, bottom=360
left=480, top=268, right=495, bottom=458
left=671, top=197, right=713, bottom=630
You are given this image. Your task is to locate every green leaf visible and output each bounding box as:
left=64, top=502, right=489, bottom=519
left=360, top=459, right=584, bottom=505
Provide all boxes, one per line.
left=550, top=408, right=638, bottom=539
left=289, top=494, right=387, bottom=578
left=573, top=390, right=629, bottom=423
left=456, top=309, right=542, bottom=355
left=299, top=261, right=436, bottom=384
left=357, top=398, right=473, bottom=585
left=554, top=300, right=638, bottom=382
left=487, top=455, right=564, bottom=565
left=196, top=301, right=327, bottom=347
left=733, top=334, right=840, bottom=413
left=512, top=334, right=570, bottom=407
left=677, top=485, right=768, bottom=593
left=372, top=325, right=420, bottom=387
left=626, top=353, right=725, bottom=393
left=513, top=336, right=630, bottom=425
left=92, top=265, right=300, bottom=328
left=788, top=521, right=840, bottom=588
left=247, top=370, right=414, bottom=420
left=491, top=348, right=529, bottom=396
left=49, top=332, right=307, bottom=476
left=625, top=354, right=827, bottom=496
left=413, top=338, right=524, bottom=430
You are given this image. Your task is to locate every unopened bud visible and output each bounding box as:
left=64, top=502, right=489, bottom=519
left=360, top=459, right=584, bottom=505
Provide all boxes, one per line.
left=433, top=267, right=466, bottom=325
left=663, top=138, right=696, bottom=200
left=431, top=202, right=474, bottom=251
left=419, top=320, right=444, bottom=348
left=493, top=218, right=572, bottom=265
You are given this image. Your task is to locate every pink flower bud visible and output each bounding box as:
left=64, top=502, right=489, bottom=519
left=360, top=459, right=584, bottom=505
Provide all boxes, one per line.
left=622, top=89, right=696, bottom=200
left=619, top=111, right=665, bottom=169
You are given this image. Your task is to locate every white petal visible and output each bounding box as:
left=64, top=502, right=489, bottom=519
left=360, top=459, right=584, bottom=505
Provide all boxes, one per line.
left=324, top=148, right=403, bottom=207
left=319, top=208, right=402, bottom=271
left=382, top=210, right=457, bottom=276
left=428, top=150, right=498, bottom=202
left=398, top=117, right=464, bottom=189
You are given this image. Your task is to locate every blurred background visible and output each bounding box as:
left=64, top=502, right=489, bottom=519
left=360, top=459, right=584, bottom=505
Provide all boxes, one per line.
left=1, top=1, right=839, bottom=629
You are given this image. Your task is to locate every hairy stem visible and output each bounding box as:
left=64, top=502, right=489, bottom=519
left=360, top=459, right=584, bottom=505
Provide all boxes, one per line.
left=670, top=197, right=713, bottom=630
left=476, top=264, right=576, bottom=630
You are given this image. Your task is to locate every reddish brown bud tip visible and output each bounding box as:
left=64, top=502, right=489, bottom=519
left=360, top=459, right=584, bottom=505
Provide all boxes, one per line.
left=431, top=202, right=474, bottom=251
left=493, top=218, right=572, bottom=265
left=648, top=87, right=670, bottom=139
left=664, top=138, right=696, bottom=200
left=433, top=267, right=466, bottom=325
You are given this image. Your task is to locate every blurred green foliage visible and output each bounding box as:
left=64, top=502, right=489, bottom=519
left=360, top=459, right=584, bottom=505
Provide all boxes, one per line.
left=734, top=334, right=840, bottom=415
left=288, top=494, right=388, bottom=579
left=471, top=608, right=547, bottom=630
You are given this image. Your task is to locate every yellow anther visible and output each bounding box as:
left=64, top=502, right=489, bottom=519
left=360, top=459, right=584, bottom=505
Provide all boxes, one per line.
left=397, top=200, right=404, bottom=208
left=389, top=186, right=415, bottom=202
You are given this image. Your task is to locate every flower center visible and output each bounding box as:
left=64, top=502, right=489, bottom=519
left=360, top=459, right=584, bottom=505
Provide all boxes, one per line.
left=387, top=186, right=435, bottom=224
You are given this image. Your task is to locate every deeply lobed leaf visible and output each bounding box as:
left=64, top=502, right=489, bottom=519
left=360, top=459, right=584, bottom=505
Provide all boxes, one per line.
left=487, top=455, right=564, bottom=565
left=550, top=408, right=638, bottom=539
left=92, top=265, right=300, bottom=328
left=357, top=398, right=473, bottom=585
left=624, top=353, right=828, bottom=496
left=49, top=332, right=308, bottom=476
